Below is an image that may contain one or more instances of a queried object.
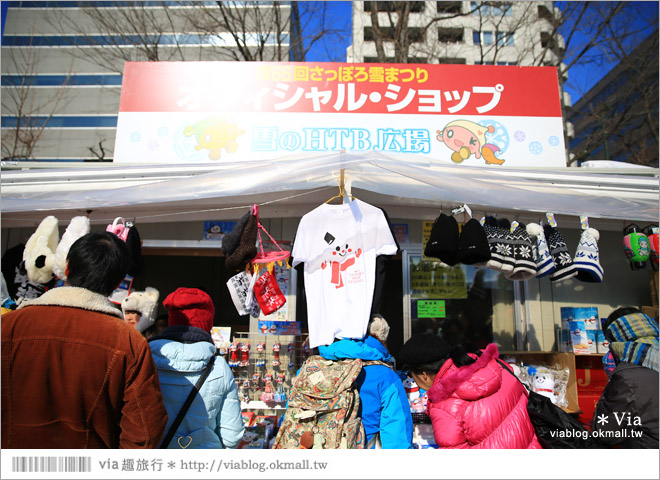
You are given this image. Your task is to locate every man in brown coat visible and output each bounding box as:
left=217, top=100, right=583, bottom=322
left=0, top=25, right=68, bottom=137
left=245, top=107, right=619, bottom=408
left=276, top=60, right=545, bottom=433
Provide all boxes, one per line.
left=2, top=232, right=167, bottom=448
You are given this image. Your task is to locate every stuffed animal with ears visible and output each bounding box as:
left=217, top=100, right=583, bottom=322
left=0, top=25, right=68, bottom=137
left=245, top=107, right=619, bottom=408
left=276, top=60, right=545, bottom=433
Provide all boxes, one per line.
left=23, top=216, right=60, bottom=285
left=52, top=216, right=90, bottom=280
left=121, top=287, right=160, bottom=333
left=530, top=367, right=558, bottom=405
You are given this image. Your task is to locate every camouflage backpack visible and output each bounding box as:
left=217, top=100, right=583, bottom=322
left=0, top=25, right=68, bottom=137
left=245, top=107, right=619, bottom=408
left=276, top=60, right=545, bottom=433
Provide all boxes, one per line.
left=272, top=355, right=366, bottom=449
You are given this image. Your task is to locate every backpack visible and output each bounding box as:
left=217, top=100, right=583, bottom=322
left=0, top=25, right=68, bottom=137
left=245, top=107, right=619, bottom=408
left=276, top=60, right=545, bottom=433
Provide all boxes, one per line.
left=272, top=355, right=366, bottom=449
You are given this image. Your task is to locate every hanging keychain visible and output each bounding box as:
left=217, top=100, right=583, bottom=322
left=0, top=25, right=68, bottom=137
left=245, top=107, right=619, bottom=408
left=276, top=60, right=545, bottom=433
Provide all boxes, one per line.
left=241, top=379, right=251, bottom=403
left=240, top=342, right=250, bottom=367
left=251, top=373, right=261, bottom=392
left=261, top=376, right=274, bottom=403
left=229, top=341, right=240, bottom=367
left=276, top=372, right=286, bottom=385
left=272, top=342, right=281, bottom=367
left=256, top=341, right=266, bottom=367
left=273, top=382, right=287, bottom=404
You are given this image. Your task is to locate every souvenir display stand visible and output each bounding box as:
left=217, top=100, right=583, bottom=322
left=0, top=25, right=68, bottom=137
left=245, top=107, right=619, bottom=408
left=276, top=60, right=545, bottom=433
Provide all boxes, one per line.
left=2, top=155, right=658, bottom=451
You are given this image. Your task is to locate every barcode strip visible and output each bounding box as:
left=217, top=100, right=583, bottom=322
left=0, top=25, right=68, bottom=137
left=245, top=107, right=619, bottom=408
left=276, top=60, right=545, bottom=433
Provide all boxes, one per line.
left=12, top=456, right=91, bottom=473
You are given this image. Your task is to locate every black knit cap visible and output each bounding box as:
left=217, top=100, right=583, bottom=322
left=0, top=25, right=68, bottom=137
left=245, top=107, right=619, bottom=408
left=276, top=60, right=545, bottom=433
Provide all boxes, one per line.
left=397, top=333, right=450, bottom=370
left=424, top=213, right=460, bottom=266
left=457, top=218, right=491, bottom=265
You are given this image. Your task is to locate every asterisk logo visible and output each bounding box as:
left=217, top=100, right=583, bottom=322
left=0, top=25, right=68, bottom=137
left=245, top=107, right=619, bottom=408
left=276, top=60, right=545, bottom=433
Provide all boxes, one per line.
left=597, top=414, right=609, bottom=425
left=167, top=461, right=176, bottom=469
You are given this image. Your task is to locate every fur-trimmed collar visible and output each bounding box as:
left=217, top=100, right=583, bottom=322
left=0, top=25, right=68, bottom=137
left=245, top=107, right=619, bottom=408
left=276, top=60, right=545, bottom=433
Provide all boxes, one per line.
left=427, top=343, right=499, bottom=403
left=17, top=286, right=122, bottom=318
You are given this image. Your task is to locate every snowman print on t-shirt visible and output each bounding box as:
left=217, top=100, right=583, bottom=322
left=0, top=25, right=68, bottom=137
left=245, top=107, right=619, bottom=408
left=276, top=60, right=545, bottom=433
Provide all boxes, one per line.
left=321, top=234, right=362, bottom=289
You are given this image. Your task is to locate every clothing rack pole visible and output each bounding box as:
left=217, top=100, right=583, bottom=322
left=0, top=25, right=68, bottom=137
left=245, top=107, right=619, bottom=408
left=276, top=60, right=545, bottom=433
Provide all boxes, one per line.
left=340, top=168, right=345, bottom=197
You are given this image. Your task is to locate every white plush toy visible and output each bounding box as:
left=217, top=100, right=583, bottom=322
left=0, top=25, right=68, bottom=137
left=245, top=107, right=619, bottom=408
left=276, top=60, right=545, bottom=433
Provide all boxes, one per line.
left=402, top=376, right=420, bottom=405
left=23, top=216, right=60, bottom=284
left=53, top=216, right=90, bottom=280
left=121, top=287, right=160, bottom=333
left=531, top=367, right=558, bottom=404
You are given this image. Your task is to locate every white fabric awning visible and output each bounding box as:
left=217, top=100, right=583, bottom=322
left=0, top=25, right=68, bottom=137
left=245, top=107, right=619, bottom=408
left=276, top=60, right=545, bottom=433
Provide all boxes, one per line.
left=1, top=152, right=658, bottom=228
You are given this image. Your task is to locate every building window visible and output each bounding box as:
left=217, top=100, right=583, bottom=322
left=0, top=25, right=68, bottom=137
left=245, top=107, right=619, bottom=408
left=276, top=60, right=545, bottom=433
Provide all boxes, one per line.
left=364, top=1, right=424, bottom=13
left=364, top=27, right=425, bottom=44
left=538, top=4, right=555, bottom=21
left=471, top=1, right=513, bottom=16
left=473, top=30, right=514, bottom=46
left=540, top=31, right=557, bottom=48
left=436, top=1, right=462, bottom=14
left=475, top=60, right=518, bottom=66
left=437, top=27, right=464, bottom=43
left=438, top=57, right=466, bottom=64
left=363, top=56, right=428, bottom=63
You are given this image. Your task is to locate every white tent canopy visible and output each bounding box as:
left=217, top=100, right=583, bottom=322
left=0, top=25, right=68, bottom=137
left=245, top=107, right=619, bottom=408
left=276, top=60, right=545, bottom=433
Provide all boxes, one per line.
left=1, top=152, right=658, bottom=228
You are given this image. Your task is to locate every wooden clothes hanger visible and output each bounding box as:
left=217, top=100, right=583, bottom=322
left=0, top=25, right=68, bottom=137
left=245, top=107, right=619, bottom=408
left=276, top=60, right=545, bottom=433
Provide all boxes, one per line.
left=325, top=169, right=356, bottom=204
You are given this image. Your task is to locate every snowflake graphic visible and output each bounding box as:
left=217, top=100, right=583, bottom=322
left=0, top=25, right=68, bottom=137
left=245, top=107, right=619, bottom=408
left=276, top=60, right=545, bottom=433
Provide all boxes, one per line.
left=518, top=246, right=532, bottom=258
left=529, top=141, right=543, bottom=155
left=597, top=414, right=609, bottom=425
left=558, top=252, right=572, bottom=265
left=496, top=244, right=512, bottom=256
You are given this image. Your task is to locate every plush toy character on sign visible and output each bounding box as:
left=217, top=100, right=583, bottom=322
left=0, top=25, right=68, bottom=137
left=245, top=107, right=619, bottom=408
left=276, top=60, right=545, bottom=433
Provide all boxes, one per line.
left=530, top=367, right=558, bottom=404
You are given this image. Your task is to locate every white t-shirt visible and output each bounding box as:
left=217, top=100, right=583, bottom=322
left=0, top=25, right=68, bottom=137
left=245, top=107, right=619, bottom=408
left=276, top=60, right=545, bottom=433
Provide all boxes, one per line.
left=292, top=200, right=397, bottom=348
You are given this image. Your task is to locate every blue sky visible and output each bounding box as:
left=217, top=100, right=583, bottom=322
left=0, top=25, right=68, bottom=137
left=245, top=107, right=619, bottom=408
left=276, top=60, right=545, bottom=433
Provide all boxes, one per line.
left=304, top=1, right=659, bottom=103
left=3, top=1, right=655, bottom=104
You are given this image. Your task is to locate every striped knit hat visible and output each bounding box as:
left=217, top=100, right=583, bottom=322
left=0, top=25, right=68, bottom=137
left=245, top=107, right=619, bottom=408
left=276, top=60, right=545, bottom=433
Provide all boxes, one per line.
left=574, top=228, right=604, bottom=282
left=544, top=225, right=577, bottom=282
left=526, top=223, right=555, bottom=277
left=606, top=312, right=659, bottom=372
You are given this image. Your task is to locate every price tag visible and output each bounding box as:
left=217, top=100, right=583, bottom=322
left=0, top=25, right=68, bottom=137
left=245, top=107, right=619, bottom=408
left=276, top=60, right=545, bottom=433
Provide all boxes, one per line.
left=546, top=213, right=557, bottom=227
left=479, top=216, right=486, bottom=226
left=510, top=220, right=519, bottom=233
left=580, top=216, right=589, bottom=230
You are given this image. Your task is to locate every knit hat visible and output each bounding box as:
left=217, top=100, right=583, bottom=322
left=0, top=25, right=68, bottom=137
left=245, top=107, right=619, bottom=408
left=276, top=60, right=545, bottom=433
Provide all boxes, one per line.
left=574, top=228, right=604, bottom=283
left=526, top=223, right=555, bottom=278
left=163, top=287, right=215, bottom=332
left=605, top=312, right=659, bottom=372
left=225, top=212, right=258, bottom=270
left=424, top=213, right=459, bottom=266
left=504, top=222, right=537, bottom=281
left=457, top=219, right=491, bottom=265
left=53, top=216, right=90, bottom=280
left=480, top=216, right=511, bottom=272
left=544, top=225, right=577, bottom=282
left=23, top=215, right=60, bottom=285
left=122, top=287, right=160, bottom=333
left=125, top=223, right=143, bottom=277
left=495, top=218, right=517, bottom=272
left=368, top=314, right=390, bottom=343
left=222, top=210, right=252, bottom=257
left=397, top=333, right=450, bottom=370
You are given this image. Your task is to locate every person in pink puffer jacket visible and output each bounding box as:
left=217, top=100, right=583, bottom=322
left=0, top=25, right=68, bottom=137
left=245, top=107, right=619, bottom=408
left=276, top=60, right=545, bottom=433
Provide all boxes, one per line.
left=398, top=333, right=541, bottom=449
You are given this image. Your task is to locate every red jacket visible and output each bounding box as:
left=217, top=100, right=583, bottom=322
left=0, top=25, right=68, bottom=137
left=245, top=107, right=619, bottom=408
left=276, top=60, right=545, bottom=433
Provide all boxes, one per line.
left=2, top=287, right=167, bottom=448
left=426, top=344, right=541, bottom=449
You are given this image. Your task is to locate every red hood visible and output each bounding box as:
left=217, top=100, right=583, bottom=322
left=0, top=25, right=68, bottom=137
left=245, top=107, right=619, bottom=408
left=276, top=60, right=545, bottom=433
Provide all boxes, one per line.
left=427, top=343, right=500, bottom=403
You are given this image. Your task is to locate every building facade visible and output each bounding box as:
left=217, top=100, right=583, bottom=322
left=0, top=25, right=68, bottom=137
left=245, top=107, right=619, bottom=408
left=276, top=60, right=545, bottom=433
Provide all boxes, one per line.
left=1, top=1, right=291, bottom=164
left=566, top=31, right=659, bottom=168
left=348, top=0, right=573, bottom=156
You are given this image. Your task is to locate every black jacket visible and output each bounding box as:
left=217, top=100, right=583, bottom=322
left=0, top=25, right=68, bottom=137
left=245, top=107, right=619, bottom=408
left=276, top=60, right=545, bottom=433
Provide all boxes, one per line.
left=592, top=362, right=659, bottom=448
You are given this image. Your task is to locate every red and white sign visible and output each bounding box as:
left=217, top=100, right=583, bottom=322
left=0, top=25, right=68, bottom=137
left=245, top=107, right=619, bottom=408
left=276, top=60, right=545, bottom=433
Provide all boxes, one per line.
left=114, top=61, right=566, bottom=167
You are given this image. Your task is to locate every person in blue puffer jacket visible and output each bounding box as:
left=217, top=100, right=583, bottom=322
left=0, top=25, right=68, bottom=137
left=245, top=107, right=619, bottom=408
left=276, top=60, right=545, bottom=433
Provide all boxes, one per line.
left=318, top=315, right=413, bottom=449
left=148, top=287, right=244, bottom=449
